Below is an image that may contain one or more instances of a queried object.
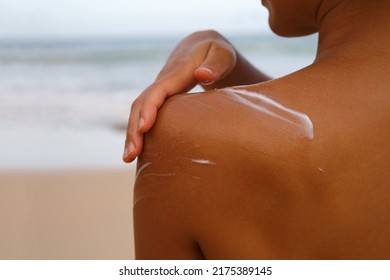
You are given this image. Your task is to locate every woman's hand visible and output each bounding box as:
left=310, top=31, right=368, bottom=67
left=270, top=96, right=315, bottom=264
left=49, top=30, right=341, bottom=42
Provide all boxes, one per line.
left=122, top=30, right=237, bottom=162
left=123, top=30, right=270, bottom=162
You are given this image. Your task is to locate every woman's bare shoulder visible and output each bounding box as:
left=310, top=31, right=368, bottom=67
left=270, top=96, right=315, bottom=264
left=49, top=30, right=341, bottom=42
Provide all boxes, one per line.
left=140, top=87, right=317, bottom=182
left=133, top=87, right=319, bottom=259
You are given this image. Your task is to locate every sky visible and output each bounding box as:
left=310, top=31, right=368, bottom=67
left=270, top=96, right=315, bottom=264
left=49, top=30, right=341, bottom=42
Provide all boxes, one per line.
left=0, top=0, right=271, bottom=39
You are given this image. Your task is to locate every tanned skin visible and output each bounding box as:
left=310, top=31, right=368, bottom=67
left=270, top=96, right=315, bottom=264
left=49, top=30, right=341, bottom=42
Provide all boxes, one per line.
left=125, top=0, right=390, bottom=259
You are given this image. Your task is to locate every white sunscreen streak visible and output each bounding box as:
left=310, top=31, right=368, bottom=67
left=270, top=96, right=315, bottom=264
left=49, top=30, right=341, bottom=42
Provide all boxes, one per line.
left=136, top=162, right=176, bottom=178
left=224, top=88, right=314, bottom=139
left=191, top=159, right=216, bottom=165
left=136, top=162, right=152, bottom=178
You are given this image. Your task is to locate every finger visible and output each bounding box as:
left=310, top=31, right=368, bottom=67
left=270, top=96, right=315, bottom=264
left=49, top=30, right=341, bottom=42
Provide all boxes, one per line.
left=138, top=71, right=198, bottom=133
left=136, top=88, right=167, bottom=134
left=194, top=42, right=236, bottom=85
left=123, top=97, right=144, bottom=162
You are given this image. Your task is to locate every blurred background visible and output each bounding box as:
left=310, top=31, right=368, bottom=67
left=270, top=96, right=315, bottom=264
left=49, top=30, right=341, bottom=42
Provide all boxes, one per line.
left=0, top=0, right=317, bottom=259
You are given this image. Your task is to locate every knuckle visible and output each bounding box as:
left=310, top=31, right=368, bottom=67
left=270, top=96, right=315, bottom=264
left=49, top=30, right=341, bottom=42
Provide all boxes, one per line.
left=190, top=29, right=222, bottom=40
left=201, top=29, right=221, bottom=37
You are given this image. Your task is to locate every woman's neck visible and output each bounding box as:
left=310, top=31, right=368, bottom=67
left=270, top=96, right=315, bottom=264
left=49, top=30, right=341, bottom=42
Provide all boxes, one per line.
left=314, top=0, right=390, bottom=63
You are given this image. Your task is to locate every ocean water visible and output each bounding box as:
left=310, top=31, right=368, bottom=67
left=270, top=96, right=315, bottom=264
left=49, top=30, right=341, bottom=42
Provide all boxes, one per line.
left=0, top=34, right=317, bottom=169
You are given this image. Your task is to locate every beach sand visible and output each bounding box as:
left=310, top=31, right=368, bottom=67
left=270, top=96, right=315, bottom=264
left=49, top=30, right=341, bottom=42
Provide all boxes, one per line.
left=0, top=168, right=135, bottom=260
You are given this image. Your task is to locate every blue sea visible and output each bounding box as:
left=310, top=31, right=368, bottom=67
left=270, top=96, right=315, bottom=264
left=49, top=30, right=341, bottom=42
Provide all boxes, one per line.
left=0, top=34, right=317, bottom=169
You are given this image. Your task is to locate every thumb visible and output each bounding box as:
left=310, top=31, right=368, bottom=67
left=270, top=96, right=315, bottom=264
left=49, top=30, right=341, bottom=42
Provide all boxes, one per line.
left=194, top=42, right=236, bottom=86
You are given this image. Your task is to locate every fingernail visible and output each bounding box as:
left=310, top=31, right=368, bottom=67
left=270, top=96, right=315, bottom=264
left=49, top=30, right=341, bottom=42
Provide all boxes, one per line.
left=200, top=80, right=214, bottom=86
left=138, top=117, right=145, bottom=131
left=199, top=67, right=213, bottom=75
left=123, top=142, right=135, bottom=159
left=199, top=68, right=214, bottom=85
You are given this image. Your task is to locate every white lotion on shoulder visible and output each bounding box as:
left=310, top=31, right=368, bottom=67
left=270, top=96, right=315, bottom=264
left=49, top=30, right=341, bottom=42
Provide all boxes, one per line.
left=136, top=162, right=152, bottom=178
left=136, top=162, right=176, bottom=179
left=191, top=159, right=216, bottom=165
left=223, top=88, right=314, bottom=139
